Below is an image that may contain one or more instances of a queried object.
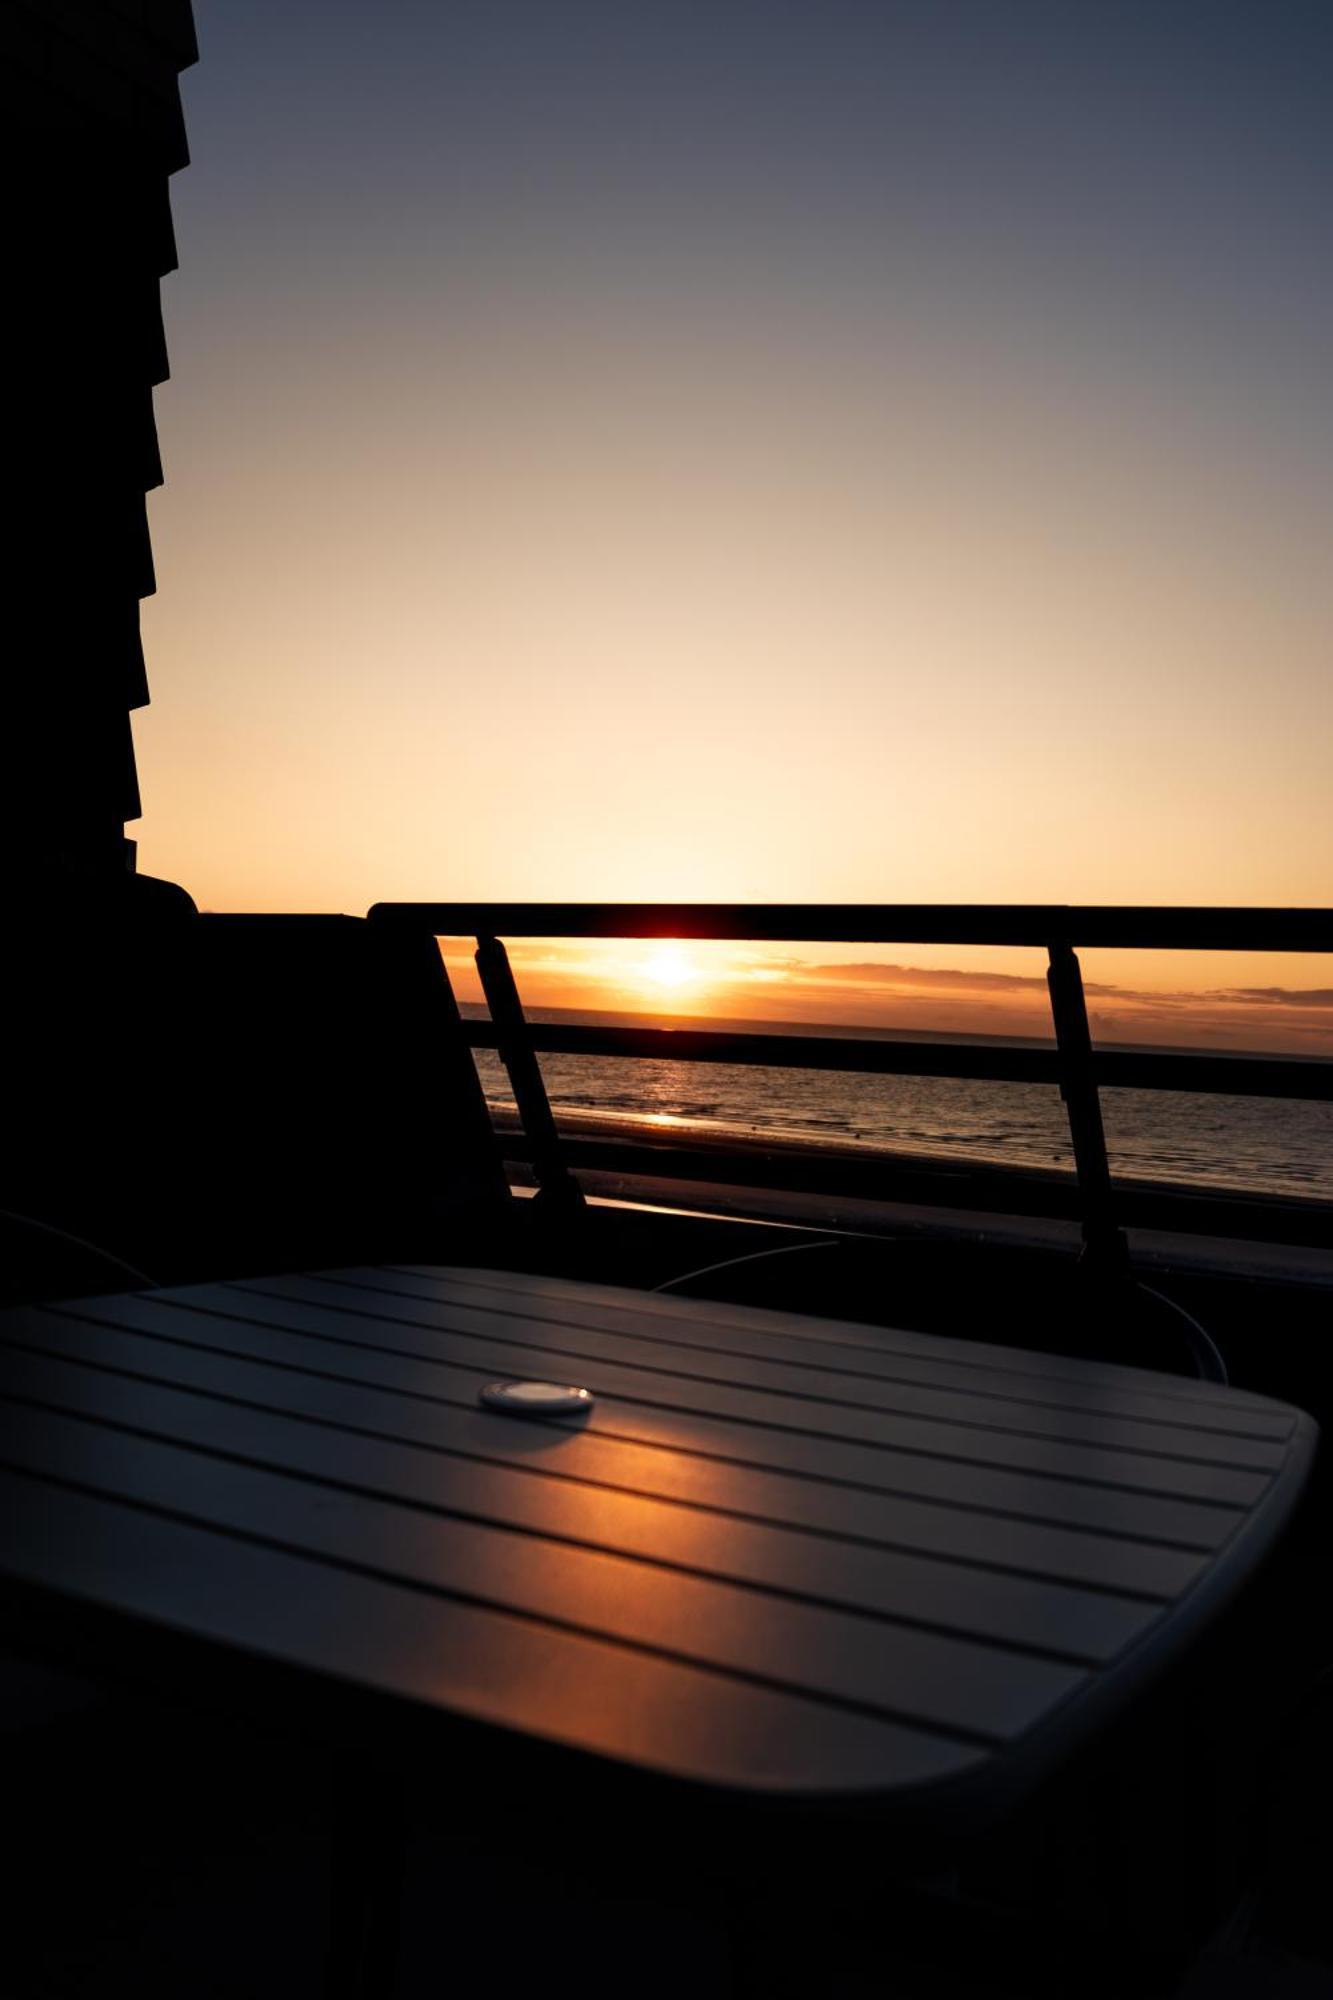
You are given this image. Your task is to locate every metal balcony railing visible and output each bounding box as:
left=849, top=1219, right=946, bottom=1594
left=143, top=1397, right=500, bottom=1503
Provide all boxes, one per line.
left=369, top=903, right=1333, bottom=1258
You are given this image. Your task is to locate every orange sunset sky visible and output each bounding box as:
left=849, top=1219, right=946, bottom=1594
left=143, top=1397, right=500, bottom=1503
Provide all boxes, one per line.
left=436, top=937, right=1333, bottom=1058
left=133, top=6, right=1332, bottom=1054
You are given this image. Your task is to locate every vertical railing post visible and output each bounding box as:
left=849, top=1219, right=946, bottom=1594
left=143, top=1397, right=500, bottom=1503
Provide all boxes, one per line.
left=1046, top=941, right=1128, bottom=1273
left=475, top=934, right=585, bottom=1213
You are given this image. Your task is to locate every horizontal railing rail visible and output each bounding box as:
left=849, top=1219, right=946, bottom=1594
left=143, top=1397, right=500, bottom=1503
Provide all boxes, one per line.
left=372, top=902, right=1333, bottom=951
left=369, top=902, right=1333, bottom=1249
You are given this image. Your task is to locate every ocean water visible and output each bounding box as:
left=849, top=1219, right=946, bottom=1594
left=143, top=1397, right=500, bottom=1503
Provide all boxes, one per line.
left=467, top=1008, right=1333, bottom=1204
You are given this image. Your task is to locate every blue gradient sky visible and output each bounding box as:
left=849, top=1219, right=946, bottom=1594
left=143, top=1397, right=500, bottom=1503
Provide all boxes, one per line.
left=141, top=2, right=1332, bottom=1014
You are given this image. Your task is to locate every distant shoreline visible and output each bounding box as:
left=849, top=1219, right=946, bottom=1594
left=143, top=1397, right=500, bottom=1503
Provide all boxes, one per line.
left=487, top=1101, right=1333, bottom=1214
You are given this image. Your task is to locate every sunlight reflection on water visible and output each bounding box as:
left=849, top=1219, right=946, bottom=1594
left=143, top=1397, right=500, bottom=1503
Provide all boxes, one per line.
left=471, top=1045, right=1333, bottom=1202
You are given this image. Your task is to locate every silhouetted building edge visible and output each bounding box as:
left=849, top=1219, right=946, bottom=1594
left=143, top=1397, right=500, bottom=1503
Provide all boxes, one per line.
left=2, top=0, right=197, bottom=879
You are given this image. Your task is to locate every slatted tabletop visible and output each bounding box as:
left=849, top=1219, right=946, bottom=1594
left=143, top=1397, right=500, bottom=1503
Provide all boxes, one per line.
left=0, top=1265, right=1316, bottom=1819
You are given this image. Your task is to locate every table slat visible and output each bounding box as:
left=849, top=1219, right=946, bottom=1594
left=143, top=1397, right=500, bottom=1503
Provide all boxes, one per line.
left=373, top=1266, right=1295, bottom=1438
left=0, top=1339, right=1159, bottom=1663
left=0, top=1309, right=1215, bottom=1597
left=391, top=1265, right=1287, bottom=1420
left=0, top=1465, right=971, bottom=1794
left=208, top=1279, right=1274, bottom=1506
left=0, top=1399, right=1090, bottom=1741
left=24, top=1293, right=1257, bottom=1547
left=275, top=1270, right=1292, bottom=1465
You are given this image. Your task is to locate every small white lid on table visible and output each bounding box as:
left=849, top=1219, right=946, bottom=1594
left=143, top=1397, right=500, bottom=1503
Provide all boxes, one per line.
left=479, top=1380, right=595, bottom=1415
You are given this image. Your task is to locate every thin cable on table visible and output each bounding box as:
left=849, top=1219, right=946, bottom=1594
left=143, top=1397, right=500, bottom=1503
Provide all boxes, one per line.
left=652, top=1238, right=838, bottom=1295
left=652, top=1239, right=1228, bottom=1384
left=1134, top=1280, right=1228, bottom=1384
left=0, top=1208, right=157, bottom=1290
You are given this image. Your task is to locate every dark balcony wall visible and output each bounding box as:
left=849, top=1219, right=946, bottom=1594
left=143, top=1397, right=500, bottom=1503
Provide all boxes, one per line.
left=2, top=0, right=197, bottom=876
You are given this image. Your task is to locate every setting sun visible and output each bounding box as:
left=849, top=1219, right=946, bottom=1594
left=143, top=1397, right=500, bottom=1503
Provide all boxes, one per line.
left=641, top=943, right=698, bottom=992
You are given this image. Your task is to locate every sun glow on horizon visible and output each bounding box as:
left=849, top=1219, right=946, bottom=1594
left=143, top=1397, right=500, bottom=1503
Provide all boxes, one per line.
left=435, top=934, right=1333, bottom=1055
left=639, top=943, right=700, bottom=994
